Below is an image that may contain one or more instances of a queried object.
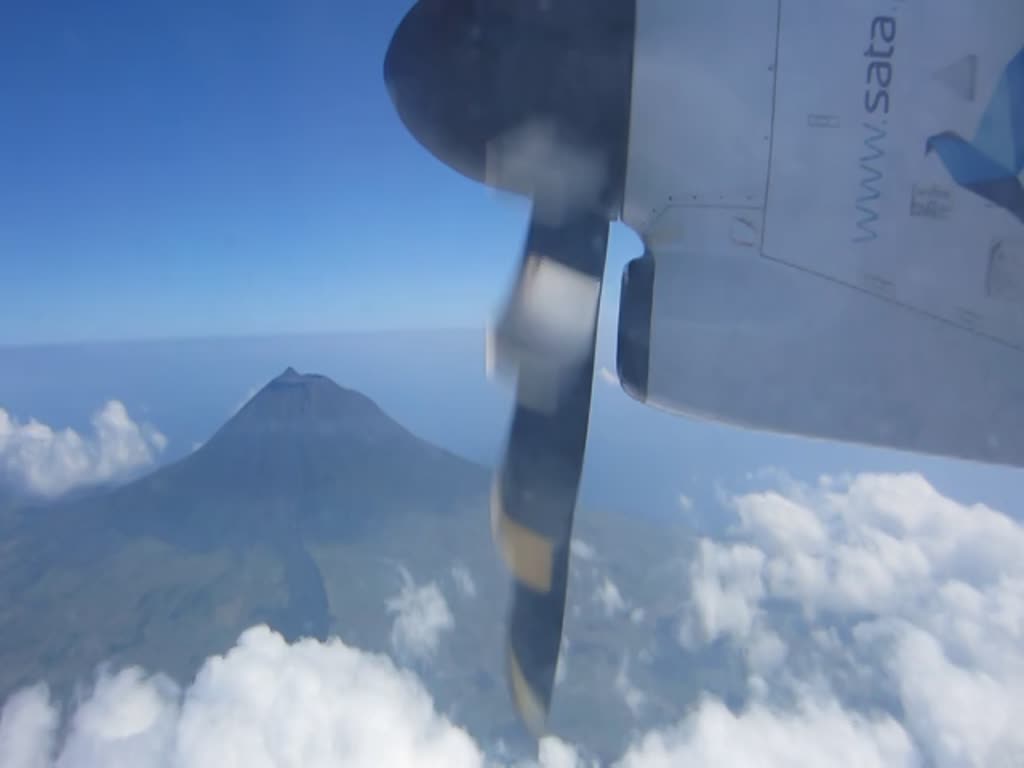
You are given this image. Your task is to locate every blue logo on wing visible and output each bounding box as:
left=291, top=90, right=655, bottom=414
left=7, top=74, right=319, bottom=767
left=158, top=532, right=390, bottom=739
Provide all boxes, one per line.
left=926, top=47, right=1024, bottom=224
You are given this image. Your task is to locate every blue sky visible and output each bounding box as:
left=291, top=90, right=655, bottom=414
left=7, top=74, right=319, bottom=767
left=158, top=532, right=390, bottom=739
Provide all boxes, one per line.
left=0, top=0, right=641, bottom=344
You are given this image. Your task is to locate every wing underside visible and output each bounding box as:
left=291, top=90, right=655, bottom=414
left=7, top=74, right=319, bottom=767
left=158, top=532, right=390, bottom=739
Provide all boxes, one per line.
left=618, top=246, right=1024, bottom=468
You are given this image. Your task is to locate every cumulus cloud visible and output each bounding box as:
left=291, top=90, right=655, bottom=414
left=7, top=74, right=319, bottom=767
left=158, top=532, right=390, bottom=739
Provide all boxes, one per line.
left=615, top=656, right=647, bottom=718
left=593, top=576, right=627, bottom=618
left=537, top=736, right=589, bottom=768
left=679, top=540, right=765, bottom=648
left=0, top=684, right=56, bottom=768
left=387, top=568, right=455, bottom=662
left=0, top=629, right=590, bottom=768
left=450, top=564, right=477, bottom=599
left=0, top=626, right=483, bottom=768
left=0, top=402, right=167, bottom=497
left=56, top=668, right=180, bottom=768
left=615, top=694, right=916, bottom=768
left=675, top=472, right=1024, bottom=768
left=570, top=539, right=596, bottom=561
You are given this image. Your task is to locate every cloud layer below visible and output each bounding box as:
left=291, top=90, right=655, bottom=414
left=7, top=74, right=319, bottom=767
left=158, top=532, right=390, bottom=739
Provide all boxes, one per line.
left=3, top=472, right=1021, bottom=768
left=0, top=626, right=482, bottom=768
left=673, top=472, right=1024, bottom=767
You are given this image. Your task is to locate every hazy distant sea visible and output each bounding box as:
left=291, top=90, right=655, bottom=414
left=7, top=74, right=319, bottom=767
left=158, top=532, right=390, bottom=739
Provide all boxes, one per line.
left=3, top=329, right=1021, bottom=527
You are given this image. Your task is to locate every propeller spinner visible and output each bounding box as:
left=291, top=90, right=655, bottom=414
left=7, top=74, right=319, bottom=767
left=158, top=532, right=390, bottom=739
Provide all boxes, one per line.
left=385, top=0, right=635, bottom=737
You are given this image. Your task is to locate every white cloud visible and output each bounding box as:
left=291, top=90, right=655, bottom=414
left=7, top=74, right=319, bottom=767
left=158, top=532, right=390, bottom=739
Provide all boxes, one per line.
left=0, top=402, right=167, bottom=497
left=598, top=367, right=619, bottom=387
left=0, top=684, right=56, bottom=768
left=537, top=736, right=588, bottom=768
left=450, top=564, right=477, bottom=599
left=593, top=576, right=627, bottom=618
left=0, top=626, right=483, bottom=768
left=676, top=472, right=1024, bottom=768
left=879, top=623, right=1021, bottom=768
left=728, top=472, right=1024, bottom=626
left=570, top=539, right=596, bottom=561
left=57, top=668, right=179, bottom=768
left=0, top=627, right=917, bottom=768
left=679, top=540, right=765, bottom=648
left=507, top=736, right=591, bottom=768
left=614, top=694, right=917, bottom=768
left=615, top=656, right=647, bottom=717
left=677, top=494, right=693, bottom=512
left=734, top=490, right=826, bottom=554
left=387, top=568, right=455, bottom=662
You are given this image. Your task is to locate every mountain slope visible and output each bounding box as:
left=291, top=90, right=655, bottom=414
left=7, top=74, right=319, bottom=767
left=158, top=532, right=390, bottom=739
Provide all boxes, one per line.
left=111, top=366, right=486, bottom=544
left=0, top=369, right=494, bottom=700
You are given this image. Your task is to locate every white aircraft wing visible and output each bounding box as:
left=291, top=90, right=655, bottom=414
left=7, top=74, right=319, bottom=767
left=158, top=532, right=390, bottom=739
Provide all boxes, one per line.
left=618, top=0, right=1024, bottom=467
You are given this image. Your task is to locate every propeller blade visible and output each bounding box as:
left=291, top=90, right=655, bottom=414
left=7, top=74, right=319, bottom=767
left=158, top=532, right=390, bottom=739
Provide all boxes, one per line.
left=384, top=0, right=634, bottom=740
left=489, top=208, right=607, bottom=412
left=491, top=209, right=608, bottom=736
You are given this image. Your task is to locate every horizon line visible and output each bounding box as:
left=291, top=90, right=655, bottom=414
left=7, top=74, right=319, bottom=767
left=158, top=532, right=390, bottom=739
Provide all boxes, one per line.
left=0, top=326, right=486, bottom=352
